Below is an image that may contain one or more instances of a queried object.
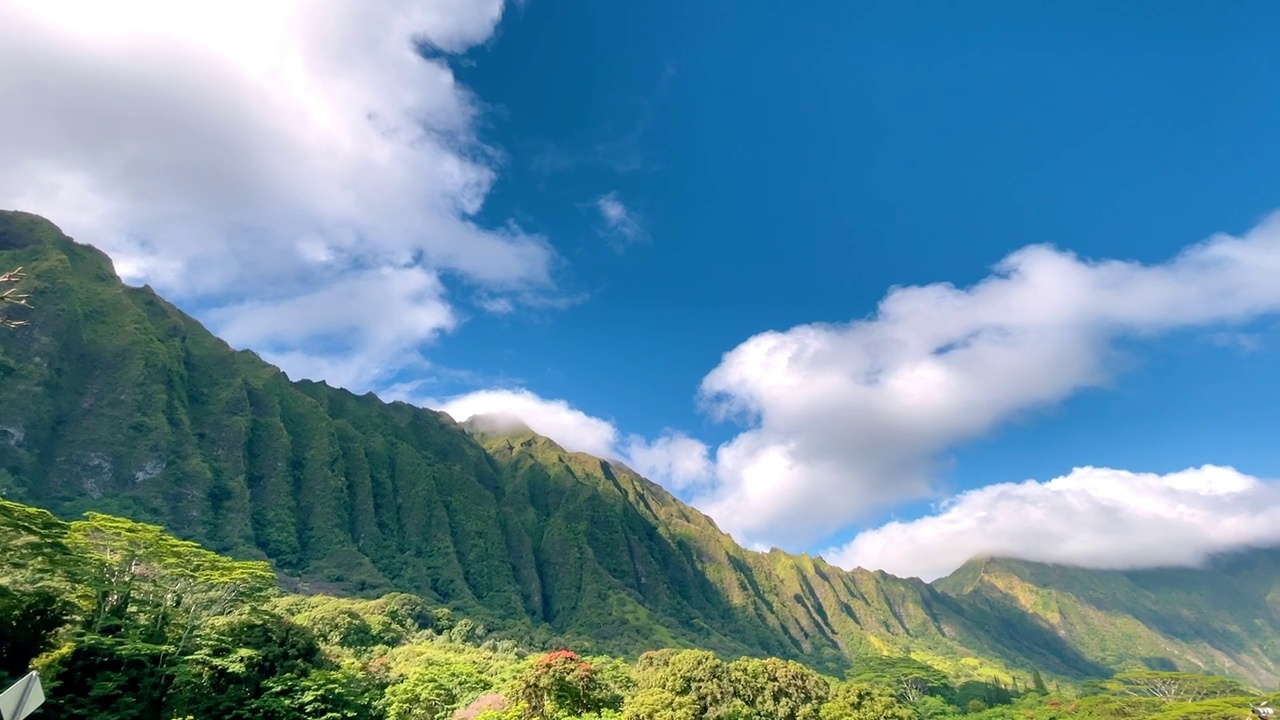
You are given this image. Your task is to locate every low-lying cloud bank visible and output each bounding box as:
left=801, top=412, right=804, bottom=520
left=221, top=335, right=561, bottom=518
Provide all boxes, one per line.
left=826, top=464, right=1280, bottom=582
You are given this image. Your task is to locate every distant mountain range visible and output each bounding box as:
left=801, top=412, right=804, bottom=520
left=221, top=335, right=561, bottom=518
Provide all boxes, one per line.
left=2, top=209, right=1279, bottom=686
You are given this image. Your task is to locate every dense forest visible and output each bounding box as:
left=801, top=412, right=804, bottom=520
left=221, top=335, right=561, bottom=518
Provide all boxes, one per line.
left=3, top=496, right=1274, bottom=720
left=3, top=210, right=1280, bottom=719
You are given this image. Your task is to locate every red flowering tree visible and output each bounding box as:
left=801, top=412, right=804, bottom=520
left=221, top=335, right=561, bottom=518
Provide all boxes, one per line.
left=513, top=649, right=611, bottom=719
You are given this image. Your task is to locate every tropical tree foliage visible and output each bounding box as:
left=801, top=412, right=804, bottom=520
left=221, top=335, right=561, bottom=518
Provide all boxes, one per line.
left=2, top=495, right=1277, bottom=720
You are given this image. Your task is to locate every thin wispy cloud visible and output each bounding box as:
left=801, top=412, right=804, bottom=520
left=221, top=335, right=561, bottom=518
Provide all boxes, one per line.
left=595, top=191, right=646, bottom=247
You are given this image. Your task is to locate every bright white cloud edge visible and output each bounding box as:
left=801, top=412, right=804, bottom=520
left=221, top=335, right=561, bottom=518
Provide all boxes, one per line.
left=414, top=388, right=714, bottom=492
left=0, top=0, right=550, bottom=391
left=15, top=1, right=1280, bottom=581
left=431, top=383, right=1280, bottom=581
left=430, top=212, right=1280, bottom=578
left=695, top=211, right=1280, bottom=548
left=826, top=464, right=1280, bottom=582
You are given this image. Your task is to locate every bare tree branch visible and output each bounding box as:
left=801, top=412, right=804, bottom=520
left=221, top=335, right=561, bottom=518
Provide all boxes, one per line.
left=0, top=266, right=31, bottom=328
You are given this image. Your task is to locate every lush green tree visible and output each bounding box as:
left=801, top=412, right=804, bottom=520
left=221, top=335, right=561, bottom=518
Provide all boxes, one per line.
left=252, top=663, right=383, bottom=720
left=167, top=611, right=328, bottom=720
left=622, top=688, right=701, bottom=720
left=1104, top=669, right=1246, bottom=703
left=818, top=682, right=915, bottom=720
left=294, top=604, right=378, bottom=649
left=633, top=649, right=738, bottom=719
left=4, top=506, right=279, bottom=719
left=1030, top=669, right=1049, bottom=695
left=0, top=586, right=74, bottom=684
left=727, top=657, right=829, bottom=720
left=67, top=512, right=277, bottom=654
left=846, top=655, right=953, bottom=705
left=384, top=658, right=492, bottom=720
left=513, top=650, right=618, bottom=719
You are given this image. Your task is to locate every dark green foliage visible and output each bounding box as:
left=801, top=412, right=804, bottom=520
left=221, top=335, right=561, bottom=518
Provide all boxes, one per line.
left=512, top=650, right=622, bottom=719
left=624, top=649, right=829, bottom=720
left=168, top=612, right=330, bottom=719
left=35, top=634, right=172, bottom=720
left=847, top=655, right=952, bottom=704
left=0, top=586, right=73, bottom=684
left=0, top=211, right=1045, bottom=678
left=4, top=492, right=1279, bottom=720
left=817, top=682, right=914, bottom=720
left=937, top=554, right=1280, bottom=685
left=6, top=209, right=1280, bottom=700
left=1032, top=669, right=1049, bottom=694
left=383, top=658, right=493, bottom=720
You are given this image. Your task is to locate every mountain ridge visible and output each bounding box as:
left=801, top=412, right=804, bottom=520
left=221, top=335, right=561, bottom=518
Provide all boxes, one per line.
left=4, top=209, right=1280, bottom=687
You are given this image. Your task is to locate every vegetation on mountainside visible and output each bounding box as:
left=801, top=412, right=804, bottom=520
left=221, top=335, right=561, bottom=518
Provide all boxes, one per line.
left=3, top=496, right=1275, bottom=720
left=0, top=210, right=1055, bottom=678
left=3, top=209, right=1280, bottom=688
left=937, top=556, right=1280, bottom=686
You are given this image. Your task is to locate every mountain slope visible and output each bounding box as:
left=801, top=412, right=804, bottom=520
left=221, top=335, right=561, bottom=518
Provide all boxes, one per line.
left=470, top=423, right=1107, bottom=677
left=3, top=209, right=1280, bottom=687
left=0, top=210, right=1022, bottom=675
left=935, top=552, right=1280, bottom=686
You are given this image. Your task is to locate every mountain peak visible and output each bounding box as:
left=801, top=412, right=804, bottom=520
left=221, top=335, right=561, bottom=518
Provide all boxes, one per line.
left=0, top=210, right=65, bottom=250
left=460, top=412, right=535, bottom=438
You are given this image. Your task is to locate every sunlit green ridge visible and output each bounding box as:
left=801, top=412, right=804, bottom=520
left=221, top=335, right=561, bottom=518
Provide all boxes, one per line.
left=3, top=209, right=1280, bottom=692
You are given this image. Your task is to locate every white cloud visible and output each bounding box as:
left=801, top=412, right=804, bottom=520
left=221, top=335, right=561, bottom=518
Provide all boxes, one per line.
left=624, top=432, right=714, bottom=490
left=434, top=388, right=620, bottom=459
left=0, top=0, right=552, bottom=390
left=827, top=465, right=1280, bottom=582
left=210, top=266, right=457, bottom=389
left=694, top=213, right=1280, bottom=549
left=595, top=191, right=645, bottom=244
left=429, top=387, right=714, bottom=491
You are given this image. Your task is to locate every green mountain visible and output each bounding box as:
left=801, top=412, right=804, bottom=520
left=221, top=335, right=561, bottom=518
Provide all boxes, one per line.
left=0, top=208, right=1278, bottom=688
left=935, top=551, right=1280, bottom=687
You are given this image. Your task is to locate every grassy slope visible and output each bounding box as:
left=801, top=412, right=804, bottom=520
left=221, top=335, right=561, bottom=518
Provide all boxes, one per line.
left=935, top=553, right=1280, bottom=686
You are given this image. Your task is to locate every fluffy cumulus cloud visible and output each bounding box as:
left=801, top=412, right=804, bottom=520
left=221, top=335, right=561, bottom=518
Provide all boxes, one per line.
left=420, top=214, right=1280, bottom=572
left=694, top=213, right=1280, bottom=549
left=828, top=465, right=1280, bottom=582
left=0, top=0, right=552, bottom=388
left=430, top=387, right=713, bottom=490
left=434, top=388, right=620, bottom=458
left=623, top=432, right=714, bottom=490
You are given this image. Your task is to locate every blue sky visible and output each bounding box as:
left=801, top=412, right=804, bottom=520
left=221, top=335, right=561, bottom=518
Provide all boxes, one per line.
left=6, top=0, right=1280, bottom=579
left=442, top=0, right=1280, bottom=439
left=436, top=1, right=1280, bottom=558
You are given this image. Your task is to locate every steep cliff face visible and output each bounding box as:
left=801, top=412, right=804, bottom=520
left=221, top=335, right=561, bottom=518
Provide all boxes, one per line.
left=935, top=553, right=1280, bottom=686
left=0, top=210, right=1006, bottom=674
left=470, top=426, right=1057, bottom=674
left=6, top=209, right=1280, bottom=686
